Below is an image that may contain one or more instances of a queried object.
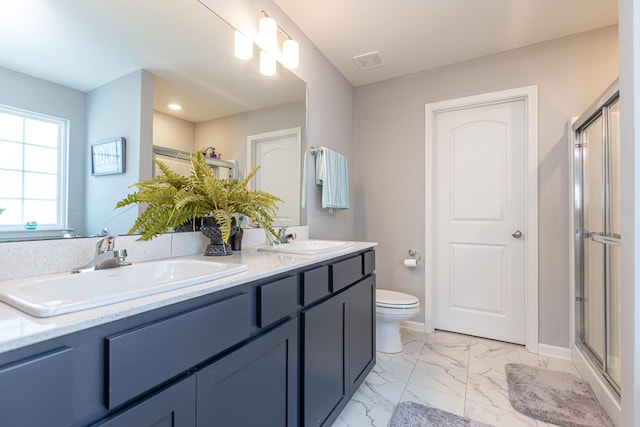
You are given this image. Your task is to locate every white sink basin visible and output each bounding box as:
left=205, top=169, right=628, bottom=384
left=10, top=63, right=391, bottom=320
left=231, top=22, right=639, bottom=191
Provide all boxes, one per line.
left=0, top=259, right=248, bottom=318
left=258, top=240, right=354, bottom=255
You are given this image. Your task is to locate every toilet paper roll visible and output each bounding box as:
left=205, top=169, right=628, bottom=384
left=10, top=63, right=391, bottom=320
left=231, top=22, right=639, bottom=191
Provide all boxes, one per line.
left=403, top=258, right=419, bottom=268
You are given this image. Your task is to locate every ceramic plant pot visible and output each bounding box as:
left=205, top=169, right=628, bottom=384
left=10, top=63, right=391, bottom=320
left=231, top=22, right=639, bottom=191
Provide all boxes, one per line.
left=200, top=217, right=239, bottom=256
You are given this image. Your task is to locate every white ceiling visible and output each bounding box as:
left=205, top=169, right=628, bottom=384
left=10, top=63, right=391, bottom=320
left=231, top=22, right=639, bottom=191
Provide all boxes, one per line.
left=274, top=0, right=618, bottom=86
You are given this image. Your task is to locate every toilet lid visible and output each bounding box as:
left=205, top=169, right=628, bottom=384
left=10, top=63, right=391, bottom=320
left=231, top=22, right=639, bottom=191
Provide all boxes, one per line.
left=376, top=289, right=419, bottom=308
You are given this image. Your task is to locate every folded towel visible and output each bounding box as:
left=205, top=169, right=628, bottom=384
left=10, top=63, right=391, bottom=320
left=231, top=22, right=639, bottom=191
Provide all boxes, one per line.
left=315, top=147, right=349, bottom=209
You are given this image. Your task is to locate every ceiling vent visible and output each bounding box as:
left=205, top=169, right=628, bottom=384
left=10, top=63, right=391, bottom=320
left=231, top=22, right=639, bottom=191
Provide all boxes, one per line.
left=352, top=51, right=385, bottom=70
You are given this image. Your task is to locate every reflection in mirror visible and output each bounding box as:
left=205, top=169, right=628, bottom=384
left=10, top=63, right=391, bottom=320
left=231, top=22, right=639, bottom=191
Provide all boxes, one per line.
left=0, top=0, right=307, bottom=242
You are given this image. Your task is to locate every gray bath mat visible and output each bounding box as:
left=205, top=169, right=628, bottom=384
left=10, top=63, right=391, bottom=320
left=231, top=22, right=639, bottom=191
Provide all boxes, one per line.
left=389, top=401, right=493, bottom=427
left=505, top=363, right=614, bottom=427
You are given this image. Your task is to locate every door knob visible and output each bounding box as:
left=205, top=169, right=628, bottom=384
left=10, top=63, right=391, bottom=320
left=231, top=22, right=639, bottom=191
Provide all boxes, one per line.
left=512, top=230, right=523, bottom=239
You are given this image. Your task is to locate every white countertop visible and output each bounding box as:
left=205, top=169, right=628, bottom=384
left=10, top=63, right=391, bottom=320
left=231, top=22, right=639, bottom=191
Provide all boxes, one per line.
left=0, top=241, right=376, bottom=354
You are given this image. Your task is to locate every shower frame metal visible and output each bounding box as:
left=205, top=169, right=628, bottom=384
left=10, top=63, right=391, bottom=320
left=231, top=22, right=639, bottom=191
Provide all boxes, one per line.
left=572, top=79, right=620, bottom=396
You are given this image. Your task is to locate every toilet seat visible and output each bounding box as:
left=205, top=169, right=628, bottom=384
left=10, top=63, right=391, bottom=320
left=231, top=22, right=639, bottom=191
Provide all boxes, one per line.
left=376, top=289, right=419, bottom=309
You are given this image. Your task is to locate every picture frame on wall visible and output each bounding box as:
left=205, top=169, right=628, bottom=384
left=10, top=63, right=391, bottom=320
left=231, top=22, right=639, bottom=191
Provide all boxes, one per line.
left=91, top=137, right=126, bottom=176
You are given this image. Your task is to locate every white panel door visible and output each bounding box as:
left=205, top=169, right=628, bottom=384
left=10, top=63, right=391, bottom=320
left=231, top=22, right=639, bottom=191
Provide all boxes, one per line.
left=434, top=99, right=526, bottom=344
left=249, top=128, right=301, bottom=227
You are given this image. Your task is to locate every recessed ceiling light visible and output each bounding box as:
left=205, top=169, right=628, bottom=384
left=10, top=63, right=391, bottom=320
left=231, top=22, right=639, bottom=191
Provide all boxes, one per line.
left=167, top=103, right=182, bottom=111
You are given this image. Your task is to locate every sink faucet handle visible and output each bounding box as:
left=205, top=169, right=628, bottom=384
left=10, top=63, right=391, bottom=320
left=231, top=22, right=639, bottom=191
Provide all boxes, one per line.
left=96, top=235, right=117, bottom=254
left=279, top=226, right=287, bottom=236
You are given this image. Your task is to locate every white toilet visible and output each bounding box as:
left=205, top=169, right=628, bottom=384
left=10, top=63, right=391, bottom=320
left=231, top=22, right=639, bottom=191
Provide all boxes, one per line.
left=375, top=289, right=420, bottom=353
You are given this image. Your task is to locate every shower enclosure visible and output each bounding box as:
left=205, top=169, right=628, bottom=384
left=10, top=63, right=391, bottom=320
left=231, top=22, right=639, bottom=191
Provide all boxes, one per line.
left=572, top=79, right=621, bottom=396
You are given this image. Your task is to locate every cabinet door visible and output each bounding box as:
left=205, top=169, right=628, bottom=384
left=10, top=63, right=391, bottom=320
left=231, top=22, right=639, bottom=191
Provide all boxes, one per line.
left=197, top=319, right=298, bottom=427
left=91, top=376, right=196, bottom=427
left=0, top=347, right=73, bottom=427
left=302, top=293, right=348, bottom=427
left=347, top=276, right=376, bottom=394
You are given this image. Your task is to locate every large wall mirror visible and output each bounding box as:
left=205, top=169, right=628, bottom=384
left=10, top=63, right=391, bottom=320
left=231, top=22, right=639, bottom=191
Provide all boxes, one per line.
left=0, top=0, right=307, bottom=242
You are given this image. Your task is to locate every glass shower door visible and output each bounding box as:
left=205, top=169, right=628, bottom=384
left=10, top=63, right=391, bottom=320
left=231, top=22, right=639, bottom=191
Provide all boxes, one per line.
left=605, top=98, right=621, bottom=387
left=582, top=114, right=605, bottom=363
left=574, top=87, right=621, bottom=394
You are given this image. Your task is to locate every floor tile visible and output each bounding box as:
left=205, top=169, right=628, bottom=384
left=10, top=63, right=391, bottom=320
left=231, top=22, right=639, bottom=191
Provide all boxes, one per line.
left=419, top=340, right=470, bottom=370
left=468, top=355, right=513, bottom=381
left=409, top=358, right=467, bottom=398
left=332, top=328, right=584, bottom=427
left=465, top=372, right=513, bottom=412
left=516, top=348, right=580, bottom=376
left=374, top=351, right=419, bottom=383
left=331, top=386, right=394, bottom=427
left=400, top=382, right=466, bottom=416
left=470, top=337, right=522, bottom=362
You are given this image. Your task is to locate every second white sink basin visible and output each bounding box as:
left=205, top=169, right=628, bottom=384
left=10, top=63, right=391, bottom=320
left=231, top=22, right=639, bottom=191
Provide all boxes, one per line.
left=0, top=259, right=248, bottom=318
left=258, top=240, right=354, bottom=255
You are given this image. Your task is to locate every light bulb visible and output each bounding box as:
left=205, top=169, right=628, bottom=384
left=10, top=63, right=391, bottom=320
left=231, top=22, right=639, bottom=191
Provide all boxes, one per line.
left=259, top=16, right=277, bottom=53
left=282, top=39, right=299, bottom=69
left=234, top=31, right=253, bottom=60
left=260, top=50, right=276, bottom=76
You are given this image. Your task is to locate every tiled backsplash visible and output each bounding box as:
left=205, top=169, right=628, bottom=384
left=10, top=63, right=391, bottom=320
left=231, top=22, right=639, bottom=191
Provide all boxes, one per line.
left=0, top=226, right=308, bottom=281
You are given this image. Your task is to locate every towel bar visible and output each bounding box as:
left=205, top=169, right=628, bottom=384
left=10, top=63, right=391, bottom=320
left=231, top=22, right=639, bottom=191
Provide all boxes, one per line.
left=309, top=146, right=323, bottom=156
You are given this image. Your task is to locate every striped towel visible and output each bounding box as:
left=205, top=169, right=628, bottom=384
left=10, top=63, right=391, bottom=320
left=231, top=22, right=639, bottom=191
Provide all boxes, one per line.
left=315, top=147, right=349, bottom=209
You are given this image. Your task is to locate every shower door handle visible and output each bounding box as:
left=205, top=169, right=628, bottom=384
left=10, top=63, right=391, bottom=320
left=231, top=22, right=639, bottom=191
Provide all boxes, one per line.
left=591, top=232, right=621, bottom=247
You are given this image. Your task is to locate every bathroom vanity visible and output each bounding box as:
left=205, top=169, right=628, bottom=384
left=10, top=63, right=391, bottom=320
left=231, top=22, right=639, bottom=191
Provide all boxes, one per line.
left=0, top=243, right=376, bottom=427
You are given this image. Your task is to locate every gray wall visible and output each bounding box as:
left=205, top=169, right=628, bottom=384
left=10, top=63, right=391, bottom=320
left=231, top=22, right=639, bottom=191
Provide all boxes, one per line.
left=153, top=111, right=195, bottom=153
left=202, top=0, right=356, bottom=240
left=85, top=70, right=154, bottom=236
left=0, top=66, right=86, bottom=234
left=353, top=26, right=619, bottom=347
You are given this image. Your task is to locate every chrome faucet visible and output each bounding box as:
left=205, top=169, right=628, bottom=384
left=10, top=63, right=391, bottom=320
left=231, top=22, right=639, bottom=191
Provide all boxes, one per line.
left=71, top=236, right=131, bottom=273
left=277, top=226, right=296, bottom=244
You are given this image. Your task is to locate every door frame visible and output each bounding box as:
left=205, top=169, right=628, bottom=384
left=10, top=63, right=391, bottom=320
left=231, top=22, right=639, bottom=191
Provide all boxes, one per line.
left=424, top=86, right=539, bottom=353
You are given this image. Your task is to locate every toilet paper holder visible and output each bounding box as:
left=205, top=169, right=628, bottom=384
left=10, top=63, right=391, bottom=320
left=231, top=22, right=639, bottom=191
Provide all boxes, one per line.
left=408, top=249, right=421, bottom=262
left=404, top=249, right=422, bottom=267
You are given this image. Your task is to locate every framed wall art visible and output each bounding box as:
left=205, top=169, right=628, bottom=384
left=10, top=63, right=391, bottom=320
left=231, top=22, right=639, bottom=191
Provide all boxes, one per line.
left=91, top=137, right=126, bottom=176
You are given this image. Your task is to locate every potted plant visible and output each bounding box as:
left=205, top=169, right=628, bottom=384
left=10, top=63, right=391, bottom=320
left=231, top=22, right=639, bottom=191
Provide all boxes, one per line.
left=116, top=152, right=282, bottom=255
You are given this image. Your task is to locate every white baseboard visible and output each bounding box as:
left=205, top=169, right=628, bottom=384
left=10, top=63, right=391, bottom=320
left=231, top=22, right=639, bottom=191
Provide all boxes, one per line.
left=401, top=320, right=426, bottom=333
left=537, top=343, right=572, bottom=360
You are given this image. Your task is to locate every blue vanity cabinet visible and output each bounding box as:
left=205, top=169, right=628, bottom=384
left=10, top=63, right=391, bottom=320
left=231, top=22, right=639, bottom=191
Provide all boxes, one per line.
left=0, top=248, right=375, bottom=427
left=302, top=253, right=376, bottom=427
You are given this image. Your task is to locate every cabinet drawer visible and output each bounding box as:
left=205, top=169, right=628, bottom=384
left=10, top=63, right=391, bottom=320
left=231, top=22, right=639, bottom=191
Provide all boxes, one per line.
left=0, top=347, right=73, bottom=427
left=258, top=275, right=298, bottom=328
left=363, top=250, right=375, bottom=276
left=331, top=255, right=363, bottom=292
left=92, top=376, right=196, bottom=427
left=106, top=293, right=249, bottom=408
left=301, top=265, right=330, bottom=306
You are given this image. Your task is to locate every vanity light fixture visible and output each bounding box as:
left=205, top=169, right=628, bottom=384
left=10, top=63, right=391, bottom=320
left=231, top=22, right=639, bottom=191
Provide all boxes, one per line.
left=255, top=11, right=300, bottom=74
left=282, top=38, right=299, bottom=70
left=167, top=103, right=182, bottom=111
left=259, top=15, right=278, bottom=53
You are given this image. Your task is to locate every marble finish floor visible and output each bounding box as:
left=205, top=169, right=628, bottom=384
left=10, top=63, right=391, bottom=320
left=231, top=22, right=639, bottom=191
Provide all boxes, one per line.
left=332, top=329, right=579, bottom=427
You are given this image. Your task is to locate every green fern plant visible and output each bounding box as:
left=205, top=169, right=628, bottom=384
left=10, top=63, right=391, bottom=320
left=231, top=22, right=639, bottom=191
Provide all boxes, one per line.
left=116, top=152, right=282, bottom=242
